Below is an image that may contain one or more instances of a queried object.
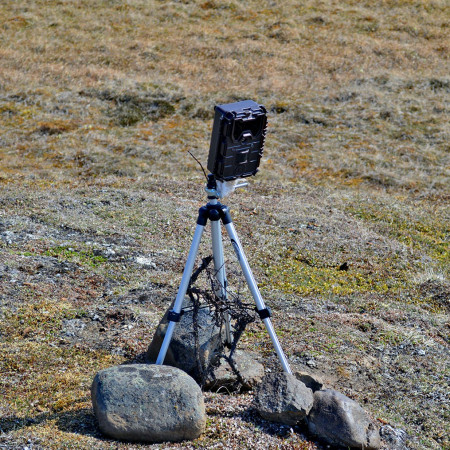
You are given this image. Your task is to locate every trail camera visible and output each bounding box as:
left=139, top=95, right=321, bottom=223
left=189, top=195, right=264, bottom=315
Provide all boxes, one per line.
left=155, top=98, right=292, bottom=375
left=207, top=100, right=267, bottom=181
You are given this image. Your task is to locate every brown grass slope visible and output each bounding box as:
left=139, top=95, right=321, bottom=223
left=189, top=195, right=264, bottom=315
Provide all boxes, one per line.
left=0, top=0, right=448, bottom=448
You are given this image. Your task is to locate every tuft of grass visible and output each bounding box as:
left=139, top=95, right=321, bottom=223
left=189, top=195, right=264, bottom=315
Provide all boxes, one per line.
left=1, top=299, right=79, bottom=340
left=0, top=340, right=118, bottom=415
left=80, top=87, right=178, bottom=126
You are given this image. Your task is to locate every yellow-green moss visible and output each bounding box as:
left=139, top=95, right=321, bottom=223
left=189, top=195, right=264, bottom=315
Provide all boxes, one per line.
left=2, top=299, right=79, bottom=340
left=261, top=253, right=408, bottom=297
left=346, top=202, right=448, bottom=267
left=43, top=246, right=107, bottom=268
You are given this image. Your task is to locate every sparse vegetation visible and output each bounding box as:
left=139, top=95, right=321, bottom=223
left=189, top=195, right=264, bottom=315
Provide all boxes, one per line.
left=0, top=0, right=448, bottom=448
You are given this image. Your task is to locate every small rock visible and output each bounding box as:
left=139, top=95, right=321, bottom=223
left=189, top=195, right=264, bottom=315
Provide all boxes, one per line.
left=307, top=389, right=380, bottom=449
left=63, top=318, right=86, bottom=335
left=146, top=297, right=224, bottom=382
left=306, top=359, right=316, bottom=368
left=294, top=370, right=323, bottom=392
left=380, top=425, right=409, bottom=450
left=204, top=350, right=264, bottom=392
left=253, top=372, right=314, bottom=426
left=91, top=364, right=206, bottom=442
left=136, top=256, right=156, bottom=269
left=104, top=248, right=116, bottom=257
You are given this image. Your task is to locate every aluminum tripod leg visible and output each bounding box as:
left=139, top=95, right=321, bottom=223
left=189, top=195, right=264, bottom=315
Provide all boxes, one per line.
left=155, top=223, right=205, bottom=365
left=224, top=222, right=292, bottom=374
left=211, top=219, right=232, bottom=345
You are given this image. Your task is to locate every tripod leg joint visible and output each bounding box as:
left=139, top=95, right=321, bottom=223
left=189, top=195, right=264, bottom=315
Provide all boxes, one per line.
left=197, top=206, right=209, bottom=226
left=256, top=306, right=272, bottom=320
left=167, top=309, right=184, bottom=322
left=196, top=204, right=232, bottom=226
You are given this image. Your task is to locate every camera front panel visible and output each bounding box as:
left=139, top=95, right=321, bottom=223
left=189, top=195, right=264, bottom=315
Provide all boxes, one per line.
left=207, top=100, right=267, bottom=181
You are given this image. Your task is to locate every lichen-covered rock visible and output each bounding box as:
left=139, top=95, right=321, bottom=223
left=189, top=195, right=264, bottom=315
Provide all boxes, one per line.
left=253, top=372, right=314, bottom=426
left=91, top=364, right=206, bottom=443
left=146, top=297, right=224, bottom=382
left=307, top=389, right=380, bottom=449
left=380, top=425, right=409, bottom=450
left=204, top=350, right=264, bottom=392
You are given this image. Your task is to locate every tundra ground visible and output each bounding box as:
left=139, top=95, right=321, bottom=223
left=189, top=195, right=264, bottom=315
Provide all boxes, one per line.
left=0, top=1, right=448, bottom=448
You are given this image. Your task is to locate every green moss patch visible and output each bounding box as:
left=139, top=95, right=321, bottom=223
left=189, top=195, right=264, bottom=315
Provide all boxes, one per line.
left=346, top=200, right=448, bottom=267
left=43, top=246, right=107, bottom=268
left=261, top=254, right=408, bottom=297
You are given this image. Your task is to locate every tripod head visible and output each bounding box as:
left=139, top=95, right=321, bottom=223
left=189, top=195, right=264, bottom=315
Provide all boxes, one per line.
left=205, top=174, right=249, bottom=199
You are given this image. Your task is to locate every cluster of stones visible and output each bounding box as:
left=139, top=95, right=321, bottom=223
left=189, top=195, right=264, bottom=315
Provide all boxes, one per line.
left=92, top=300, right=385, bottom=448
left=253, top=372, right=381, bottom=449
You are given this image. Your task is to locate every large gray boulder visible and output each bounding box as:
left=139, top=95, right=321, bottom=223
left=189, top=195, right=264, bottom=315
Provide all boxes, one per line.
left=204, top=350, right=265, bottom=392
left=307, top=389, right=380, bottom=449
left=146, top=297, right=224, bottom=382
left=91, top=364, right=206, bottom=443
left=253, top=372, right=314, bottom=426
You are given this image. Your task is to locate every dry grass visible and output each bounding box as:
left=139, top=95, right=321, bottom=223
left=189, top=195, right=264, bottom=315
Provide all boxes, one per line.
left=0, top=0, right=449, bottom=448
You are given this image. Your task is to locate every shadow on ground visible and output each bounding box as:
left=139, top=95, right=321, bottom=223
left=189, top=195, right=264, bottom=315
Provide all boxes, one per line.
left=0, top=408, right=103, bottom=440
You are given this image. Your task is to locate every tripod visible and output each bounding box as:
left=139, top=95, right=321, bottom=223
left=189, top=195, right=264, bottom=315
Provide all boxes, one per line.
left=155, top=175, right=292, bottom=374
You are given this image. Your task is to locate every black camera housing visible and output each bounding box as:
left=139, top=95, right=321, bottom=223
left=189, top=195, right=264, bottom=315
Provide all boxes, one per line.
left=207, top=100, right=267, bottom=181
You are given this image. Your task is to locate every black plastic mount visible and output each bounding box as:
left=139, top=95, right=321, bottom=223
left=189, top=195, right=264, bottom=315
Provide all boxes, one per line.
left=167, top=309, right=184, bottom=322
left=256, top=307, right=272, bottom=320
left=197, top=203, right=232, bottom=226
left=206, top=174, right=219, bottom=200
left=206, top=174, right=217, bottom=190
